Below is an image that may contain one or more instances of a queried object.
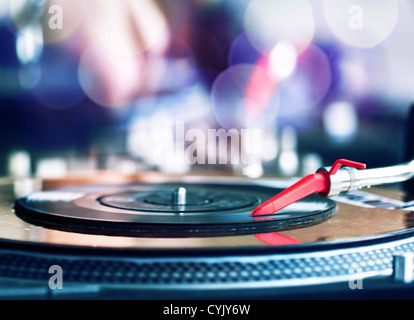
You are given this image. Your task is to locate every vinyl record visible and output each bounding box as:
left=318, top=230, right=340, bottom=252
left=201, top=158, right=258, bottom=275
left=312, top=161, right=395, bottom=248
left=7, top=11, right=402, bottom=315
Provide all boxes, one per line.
left=14, top=182, right=336, bottom=237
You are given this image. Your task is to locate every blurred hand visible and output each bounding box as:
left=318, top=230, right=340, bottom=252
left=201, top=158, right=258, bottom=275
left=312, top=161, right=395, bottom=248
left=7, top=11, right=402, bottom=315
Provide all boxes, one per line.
left=15, top=0, right=171, bottom=107
left=72, top=0, right=170, bottom=107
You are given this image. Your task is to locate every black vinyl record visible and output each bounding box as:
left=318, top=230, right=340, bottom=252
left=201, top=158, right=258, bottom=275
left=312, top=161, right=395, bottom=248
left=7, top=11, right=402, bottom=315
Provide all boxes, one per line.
left=14, top=182, right=336, bottom=237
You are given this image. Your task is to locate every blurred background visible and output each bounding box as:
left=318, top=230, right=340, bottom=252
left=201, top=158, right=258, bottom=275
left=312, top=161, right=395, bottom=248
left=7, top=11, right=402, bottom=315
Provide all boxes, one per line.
left=0, top=0, right=413, bottom=186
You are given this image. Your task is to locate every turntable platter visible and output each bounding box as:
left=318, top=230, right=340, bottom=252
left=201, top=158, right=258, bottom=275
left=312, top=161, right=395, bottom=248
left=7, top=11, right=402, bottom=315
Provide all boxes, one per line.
left=0, top=179, right=412, bottom=250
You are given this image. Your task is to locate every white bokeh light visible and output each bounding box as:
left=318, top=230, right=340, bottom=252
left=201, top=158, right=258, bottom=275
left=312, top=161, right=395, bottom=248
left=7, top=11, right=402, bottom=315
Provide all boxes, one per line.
left=244, top=0, right=315, bottom=54
left=268, top=40, right=298, bottom=80
left=278, top=127, right=299, bottom=176
left=10, top=0, right=87, bottom=44
left=322, top=0, right=399, bottom=49
left=323, top=101, right=358, bottom=142
left=16, top=29, right=43, bottom=65
left=0, top=0, right=9, bottom=21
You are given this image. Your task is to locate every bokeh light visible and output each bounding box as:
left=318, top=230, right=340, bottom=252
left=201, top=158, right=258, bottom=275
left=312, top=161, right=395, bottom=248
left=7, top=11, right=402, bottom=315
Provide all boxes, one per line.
left=228, top=31, right=261, bottom=67
left=0, top=0, right=8, bottom=21
left=323, top=101, right=358, bottom=142
left=268, top=40, right=298, bottom=80
left=259, top=130, right=278, bottom=162
left=16, top=30, right=43, bottom=65
left=0, top=0, right=410, bottom=180
left=277, top=44, right=332, bottom=129
left=244, top=0, right=315, bottom=54
left=10, top=0, right=86, bottom=44
left=301, top=153, right=323, bottom=175
left=244, top=60, right=279, bottom=119
left=210, top=64, right=279, bottom=130
left=337, top=47, right=390, bottom=104
left=35, top=157, right=68, bottom=178
left=278, top=126, right=299, bottom=176
left=8, top=150, right=31, bottom=177
left=322, top=0, right=399, bottom=49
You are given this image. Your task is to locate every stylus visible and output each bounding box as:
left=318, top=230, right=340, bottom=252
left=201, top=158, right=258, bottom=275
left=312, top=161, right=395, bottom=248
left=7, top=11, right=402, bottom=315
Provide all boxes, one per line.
left=252, top=159, right=414, bottom=216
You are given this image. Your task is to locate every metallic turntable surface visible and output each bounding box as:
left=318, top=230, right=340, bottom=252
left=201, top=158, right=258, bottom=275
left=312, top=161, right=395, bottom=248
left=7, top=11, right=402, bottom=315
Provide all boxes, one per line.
left=1, top=175, right=413, bottom=250
left=2, top=175, right=414, bottom=300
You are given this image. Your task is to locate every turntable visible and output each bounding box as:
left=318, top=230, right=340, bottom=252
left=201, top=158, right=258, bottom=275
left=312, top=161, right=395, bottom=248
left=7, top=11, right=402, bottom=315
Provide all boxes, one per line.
left=3, top=0, right=414, bottom=302
left=2, top=165, right=414, bottom=300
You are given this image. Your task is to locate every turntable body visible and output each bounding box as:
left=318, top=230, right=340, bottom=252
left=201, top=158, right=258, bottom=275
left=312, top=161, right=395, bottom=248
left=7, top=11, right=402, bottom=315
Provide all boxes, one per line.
left=1, top=175, right=414, bottom=299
